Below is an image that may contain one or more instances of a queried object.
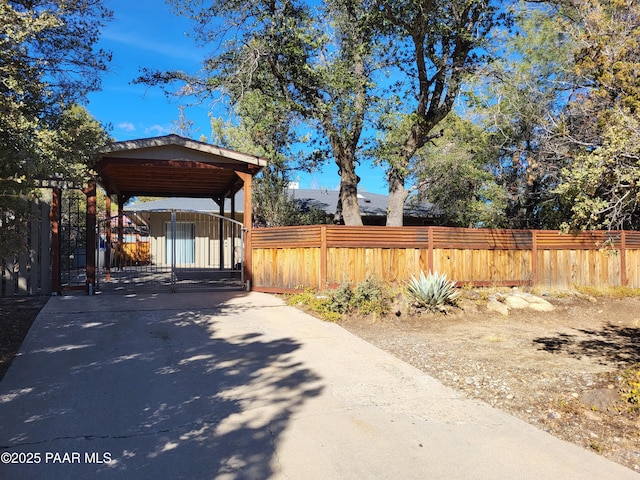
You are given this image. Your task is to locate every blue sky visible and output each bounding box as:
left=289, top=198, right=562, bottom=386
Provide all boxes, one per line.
left=86, top=0, right=387, bottom=194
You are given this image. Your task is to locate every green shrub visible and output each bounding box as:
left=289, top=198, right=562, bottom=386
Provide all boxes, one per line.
left=328, top=281, right=353, bottom=314
left=351, top=277, right=390, bottom=316
left=287, top=278, right=392, bottom=320
left=286, top=289, right=342, bottom=322
left=406, top=271, right=460, bottom=311
left=620, top=366, right=640, bottom=412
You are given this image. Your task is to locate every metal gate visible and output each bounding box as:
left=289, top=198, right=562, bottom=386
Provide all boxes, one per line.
left=59, top=189, right=87, bottom=291
left=95, top=209, right=245, bottom=293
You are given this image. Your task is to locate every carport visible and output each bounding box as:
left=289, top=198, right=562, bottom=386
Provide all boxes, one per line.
left=49, top=134, right=266, bottom=294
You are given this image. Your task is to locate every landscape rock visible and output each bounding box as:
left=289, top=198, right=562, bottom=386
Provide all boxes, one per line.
left=547, top=410, right=562, bottom=420
left=504, top=292, right=555, bottom=312
left=504, top=295, right=531, bottom=309
left=528, top=301, right=555, bottom=312
left=573, top=291, right=598, bottom=303
left=487, top=299, right=510, bottom=316
left=581, top=388, right=621, bottom=411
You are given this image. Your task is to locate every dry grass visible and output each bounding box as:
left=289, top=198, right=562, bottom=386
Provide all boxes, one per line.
left=574, top=285, right=640, bottom=299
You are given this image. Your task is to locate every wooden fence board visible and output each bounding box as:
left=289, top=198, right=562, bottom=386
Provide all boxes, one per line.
left=249, top=225, right=640, bottom=292
left=1, top=198, right=51, bottom=296
left=327, top=226, right=418, bottom=248
left=626, top=232, right=640, bottom=248
left=2, top=259, right=16, bottom=296
left=627, top=250, right=640, bottom=287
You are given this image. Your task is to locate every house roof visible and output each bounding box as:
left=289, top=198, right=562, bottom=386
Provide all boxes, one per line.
left=95, top=134, right=267, bottom=200
left=125, top=189, right=438, bottom=218
left=290, top=189, right=438, bottom=218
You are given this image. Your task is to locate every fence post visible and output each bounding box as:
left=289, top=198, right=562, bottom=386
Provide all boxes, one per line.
left=40, top=200, right=51, bottom=294
left=26, top=199, right=40, bottom=294
left=235, top=171, right=253, bottom=290
left=105, top=194, right=111, bottom=282
left=245, top=228, right=252, bottom=291
left=50, top=187, right=61, bottom=294
left=531, top=230, right=538, bottom=286
left=621, top=231, right=628, bottom=287
left=320, top=225, right=327, bottom=289
left=171, top=210, right=177, bottom=292
left=16, top=201, right=34, bottom=294
left=218, top=199, right=225, bottom=270
left=427, top=226, right=434, bottom=273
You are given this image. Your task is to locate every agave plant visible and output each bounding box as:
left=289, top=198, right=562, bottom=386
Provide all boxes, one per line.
left=406, top=271, right=460, bottom=311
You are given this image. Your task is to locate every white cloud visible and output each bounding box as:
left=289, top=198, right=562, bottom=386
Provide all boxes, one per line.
left=102, top=30, right=202, bottom=62
left=117, top=122, right=136, bottom=132
left=144, top=124, right=172, bottom=136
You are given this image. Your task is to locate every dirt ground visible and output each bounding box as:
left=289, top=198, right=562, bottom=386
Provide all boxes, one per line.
left=1, top=292, right=638, bottom=472
left=0, top=296, right=48, bottom=381
left=340, top=291, right=640, bottom=473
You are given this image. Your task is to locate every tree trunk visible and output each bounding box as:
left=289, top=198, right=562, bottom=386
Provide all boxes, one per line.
left=337, top=157, right=363, bottom=226
left=386, top=167, right=408, bottom=226
left=333, top=185, right=344, bottom=224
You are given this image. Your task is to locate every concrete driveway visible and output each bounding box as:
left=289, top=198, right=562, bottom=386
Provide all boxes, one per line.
left=0, top=291, right=637, bottom=479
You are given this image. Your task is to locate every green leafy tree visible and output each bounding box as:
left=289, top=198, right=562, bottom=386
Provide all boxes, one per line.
left=374, top=0, right=504, bottom=226
left=473, top=0, right=640, bottom=231
left=468, top=1, right=576, bottom=229
left=141, top=0, right=380, bottom=225
left=142, top=1, right=508, bottom=227
left=210, top=90, right=328, bottom=226
left=0, top=0, right=112, bottom=258
left=556, top=112, right=640, bottom=230
left=412, top=114, right=507, bottom=228
left=553, top=0, right=640, bottom=230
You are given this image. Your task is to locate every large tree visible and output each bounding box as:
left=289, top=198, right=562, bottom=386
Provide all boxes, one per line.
left=209, top=90, right=328, bottom=226
left=553, top=0, right=640, bottom=230
left=144, top=1, right=504, bottom=227
left=142, top=0, right=380, bottom=225
left=475, top=0, right=640, bottom=231
left=411, top=113, right=507, bottom=228
left=467, top=1, right=576, bottom=229
left=374, top=0, right=504, bottom=226
left=1, top=0, right=112, bottom=258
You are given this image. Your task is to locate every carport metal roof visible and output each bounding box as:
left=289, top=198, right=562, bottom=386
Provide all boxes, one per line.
left=95, top=134, right=267, bottom=201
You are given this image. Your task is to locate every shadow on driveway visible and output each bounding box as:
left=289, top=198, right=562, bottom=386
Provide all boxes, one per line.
left=0, top=292, right=323, bottom=479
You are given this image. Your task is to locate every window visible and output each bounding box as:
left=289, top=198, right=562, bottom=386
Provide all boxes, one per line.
left=166, top=222, right=195, bottom=264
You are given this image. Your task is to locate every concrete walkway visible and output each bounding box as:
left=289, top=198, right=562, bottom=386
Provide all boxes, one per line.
left=0, top=291, right=637, bottom=480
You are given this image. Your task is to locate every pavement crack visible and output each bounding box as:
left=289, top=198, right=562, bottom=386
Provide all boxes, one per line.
left=0, top=428, right=174, bottom=451
left=267, top=420, right=290, bottom=480
left=0, top=412, right=228, bottom=452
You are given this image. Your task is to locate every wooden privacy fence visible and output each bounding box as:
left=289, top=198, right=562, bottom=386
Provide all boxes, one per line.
left=1, top=199, right=51, bottom=296
left=250, top=225, right=640, bottom=292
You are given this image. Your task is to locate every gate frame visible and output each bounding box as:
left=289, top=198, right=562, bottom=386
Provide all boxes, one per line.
left=47, top=182, right=94, bottom=295
left=95, top=209, right=246, bottom=293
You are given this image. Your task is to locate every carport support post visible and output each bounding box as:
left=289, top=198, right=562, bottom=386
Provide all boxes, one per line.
left=230, top=193, right=236, bottom=270
left=85, top=182, right=97, bottom=295
left=235, top=171, right=253, bottom=290
left=105, top=194, right=111, bottom=281
left=219, top=198, right=225, bottom=270
left=117, top=194, right=125, bottom=271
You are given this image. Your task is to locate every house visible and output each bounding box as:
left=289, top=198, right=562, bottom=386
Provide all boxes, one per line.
left=288, top=188, right=440, bottom=226
left=126, top=188, right=439, bottom=223
left=120, top=188, right=438, bottom=268
left=123, top=197, right=243, bottom=269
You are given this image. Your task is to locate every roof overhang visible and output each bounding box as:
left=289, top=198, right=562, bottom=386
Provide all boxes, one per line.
left=95, top=134, right=267, bottom=200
